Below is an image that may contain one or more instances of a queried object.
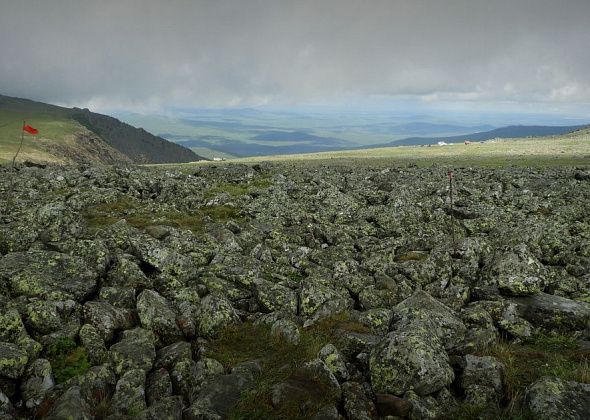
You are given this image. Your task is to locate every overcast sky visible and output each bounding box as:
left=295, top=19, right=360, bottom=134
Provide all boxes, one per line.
left=1, top=0, right=589, bottom=116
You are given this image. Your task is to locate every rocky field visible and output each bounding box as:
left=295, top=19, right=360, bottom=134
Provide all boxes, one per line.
left=0, top=161, right=589, bottom=419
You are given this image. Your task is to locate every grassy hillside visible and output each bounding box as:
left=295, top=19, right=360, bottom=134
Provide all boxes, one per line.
left=0, top=109, right=81, bottom=163
left=153, top=127, right=590, bottom=169
left=0, top=94, right=204, bottom=164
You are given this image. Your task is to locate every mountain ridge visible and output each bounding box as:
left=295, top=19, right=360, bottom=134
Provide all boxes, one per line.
left=0, top=94, right=205, bottom=164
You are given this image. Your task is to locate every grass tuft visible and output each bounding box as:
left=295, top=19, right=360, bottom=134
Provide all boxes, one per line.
left=206, top=313, right=369, bottom=419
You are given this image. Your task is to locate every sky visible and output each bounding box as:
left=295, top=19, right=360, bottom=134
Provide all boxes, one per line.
left=1, top=0, right=590, bottom=119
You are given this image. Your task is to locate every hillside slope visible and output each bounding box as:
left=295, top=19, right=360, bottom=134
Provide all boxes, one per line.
left=376, top=124, right=588, bottom=147
left=0, top=94, right=205, bottom=164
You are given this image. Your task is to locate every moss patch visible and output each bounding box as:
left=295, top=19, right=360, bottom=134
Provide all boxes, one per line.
left=45, top=337, right=91, bottom=384
left=83, top=196, right=243, bottom=234
left=206, top=313, right=368, bottom=419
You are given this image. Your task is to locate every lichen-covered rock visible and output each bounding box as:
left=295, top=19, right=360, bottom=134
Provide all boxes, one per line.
left=20, top=358, right=55, bottom=409
left=253, top=278, right=298, bottom=314
left=105, top=254, right=153, bottom=289
left=357, top=308, right=393, bottom=335
left=79, top=323, right=108, bottom=365
left=154, top=341, right=192, bottom=370
left=137, top=290, right=183, bottom=345
left=109, top=328, right=156, bottom=375
left=195, top=294, right=240, bottom=339
left=484, top=245, right=546, bottom=296
left=460, top=303, right=499, bottom=351
left=146, top=368, right=173, bottom=405
left=460, top=355, right=504, bottom=406
left=318, top=343, right=349, bottom=382
left=0, top=250, right=98, bottom=302
left=46, top=386, right=92, bottom=420
left=0, top=342, right=28, bottom=379
left=524, top=376, right=590, bottom=420
left=394, top=290, right=466, bottom=350
left=187, top=371, right=257, bottom=418
left=270, top=319, right=300, bottom=345
left=23, top=300, right=62, bottom=335
left=510, top=293, right=590, bottom=330
left=35, top=202, right=86, bottom=242
left=140, top=395, right=184, bottom=419
left=369, top=327, right=454, bottom=396
left=111, top=368, right=147, bottom=416
left=300, top=281, right=353, bottom=317
left=99, top=286, right=136, bottom=309
left=342, top=382, right=377, bottom=420
left=83, top=301, right=136, bottom=342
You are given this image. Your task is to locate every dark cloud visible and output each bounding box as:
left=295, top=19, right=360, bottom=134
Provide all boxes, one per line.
left=1, top=0, right=589, bottom=112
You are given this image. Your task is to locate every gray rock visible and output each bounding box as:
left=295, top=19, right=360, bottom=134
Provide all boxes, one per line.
left=253, top=278, right=298, bottom=314
left=111, top=368, right=147, bottom=416
left=109, top=328, right=156, bottom=376
left=79, top=323, right=108, bottom=365
left=139, top=395, right=184, bottom=419
left=146, top=368, right=173, bottom=405
left=270, top=318, right=300, bottom=345
left=0, top=250, right=98, bottom=302
left=46, top=386, right=92, bottom=420
left=83, top=301, right=136, bottom=342
left=21, top=358, right=55, bottom=409
left=394, top=290, right=466, bottom=350
left=460, top=355, right=504, bottom=406
left=195, top=294, right=240, bottom=339
left=342, top=382, right=377, bottom=420
left=0, top=342, right=28, bottom=379
left=484, top=245, right=546, bottom=296
left=318, top=343, right=349, bottom=382
left=510, top=292, right=590, bottom=330
left=524, top=376, right=590, bottom=420
left=137, top=289, right=183, bottom=344
left=369, top=327, right=454, bottom=396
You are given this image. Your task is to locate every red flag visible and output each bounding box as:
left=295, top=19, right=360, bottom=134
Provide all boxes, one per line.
left=23, top=124, right=38, bottom=135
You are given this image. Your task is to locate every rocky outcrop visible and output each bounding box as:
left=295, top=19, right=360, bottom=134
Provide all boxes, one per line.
left=0, top=163, right=589, bottom=419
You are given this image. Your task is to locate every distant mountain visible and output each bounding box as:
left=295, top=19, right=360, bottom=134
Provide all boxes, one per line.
left=374, top=125, right=589, bottom=147
left=171, top=137, right=347, bottom=157
left=0, top=94, right=204, bottom=164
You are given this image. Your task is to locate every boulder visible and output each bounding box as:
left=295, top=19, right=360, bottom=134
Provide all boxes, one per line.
left=394, top=290, right=466, bottom=350
left=109, top=328, right=156, bottom=376
left=137, top=290, right=183, bottom=344
left=0, top=342, right=28, bottom=379
left=341, top=382, right=377, bottom=420
left=195, top=294, right=240, bottom=339
left=253, top=278, right=298, bottom=314
left=484, top=245, right=545, bottom=296
left=111, top=368, right=147, bottom=416
left=79, top=324, right=108, bottom=365
left=369, top=327, right=454, bottom=396
left=460, top=355, right=504, bottom=406
left=21, top=358, right=55, bottom=409
left=46, top=386, right=92, bottom=420
left=83, top=301, right=136, bottom=342
left=510, top=293, right=590, bottom=330
left=270, top=319, right=300, bottom=345
left=524, top=376, right=590, bottom=419
left=0, top=250, right=98, bottom=302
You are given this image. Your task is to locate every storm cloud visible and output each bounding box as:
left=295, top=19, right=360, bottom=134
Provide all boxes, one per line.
left=1, top=0, right=589, bottom=111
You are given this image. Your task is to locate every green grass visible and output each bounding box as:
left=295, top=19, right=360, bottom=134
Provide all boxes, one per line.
left=44, top=337, right=91, bottom=384
left=227, top=130, right=590, bottom=168
left=474, top=332, right=589, bottom=417
left=83, top=196, right=243, bottom=234
left=0, top=109, right=80, bottom=163
left=206, top=314, right=370, bottom=419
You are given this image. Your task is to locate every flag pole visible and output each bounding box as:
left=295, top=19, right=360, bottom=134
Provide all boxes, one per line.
left=7, top=121, right=26, bottom=208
